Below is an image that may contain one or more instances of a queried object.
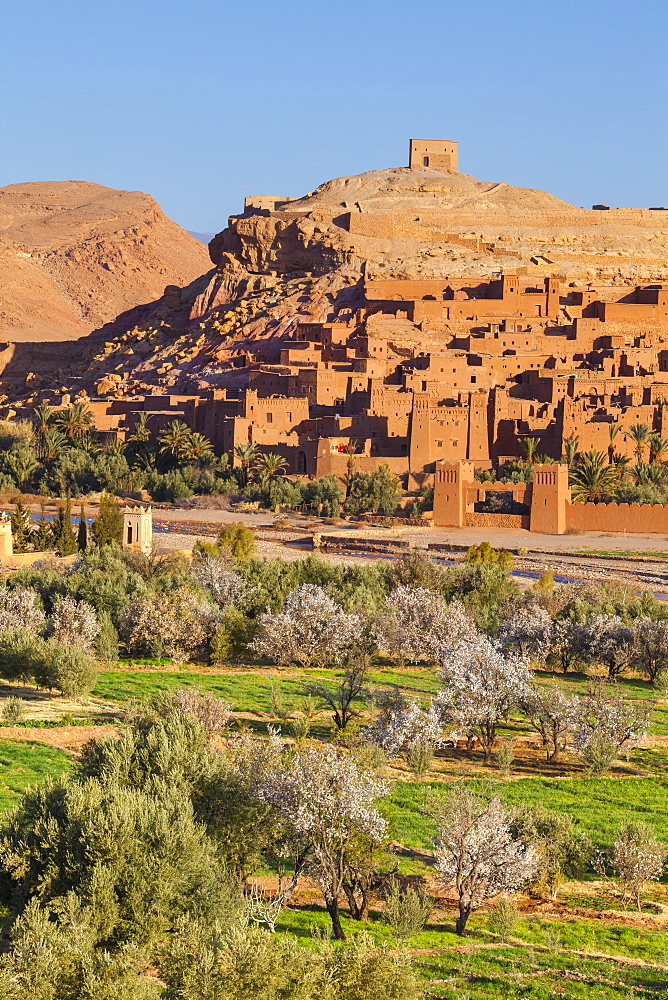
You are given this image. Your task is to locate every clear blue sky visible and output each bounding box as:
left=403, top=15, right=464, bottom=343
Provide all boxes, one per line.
left=2, top=0, right=666, bottom=233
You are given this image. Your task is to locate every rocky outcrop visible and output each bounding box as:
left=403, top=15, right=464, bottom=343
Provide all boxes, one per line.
left=0, top=181, right=211, bottom=341
left=5, top=161, right=668, bottom=404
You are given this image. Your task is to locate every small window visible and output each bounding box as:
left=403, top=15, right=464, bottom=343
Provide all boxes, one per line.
left=266, top=413, right=273, bottom=423
left=452, top=440, right=459, bottom=447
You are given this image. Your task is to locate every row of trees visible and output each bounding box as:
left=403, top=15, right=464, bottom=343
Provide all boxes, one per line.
left=10, top=493, right=124, bottom=555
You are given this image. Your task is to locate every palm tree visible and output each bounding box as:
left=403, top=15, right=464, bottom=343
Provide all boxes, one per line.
left=607, top=423, right=620, bottom=464
left=649, top=435, right=668, bottom=464
left=33, top=403, right=54, bottom=439
left=56, top=400, right=94, bottom=443
left=563, top=437, right=579, bottom=468
left=520, top=437, right=539, bottom=464
left=610, top=452, right=631, bottom=480
left=627, top=423, right=651, bottom=464
left=569, top=450, right=618, bottom=503
left=158, top=420, right=192, bottom=464
left=185, top=432, right=215, bottom=468
left=37, top=426, right=67, bottom=463
left=129, top=411, right=151, bottom=443
left=104, top=439, right=126, bottom=458
left=233, top=442, right=258, bottom=487
left=256, top=452, right=288, bottom=485
left=4, top=447, right=39, bottom=489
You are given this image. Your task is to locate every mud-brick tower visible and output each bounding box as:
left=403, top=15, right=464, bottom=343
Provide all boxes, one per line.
left=409, top=139, right=458, bottom=171
left=122, top=505, right=152, bottom=555
left=530, top=464, right=569, bottom=534
left=0, top=514, right=12, bottom=561
left=433, top=460, right=475, bottom=527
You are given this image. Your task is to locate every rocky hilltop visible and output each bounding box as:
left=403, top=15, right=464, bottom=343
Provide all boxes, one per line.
left=4, top=160, right=668, bottom=402
left=0, top=181, right=211, bottom=341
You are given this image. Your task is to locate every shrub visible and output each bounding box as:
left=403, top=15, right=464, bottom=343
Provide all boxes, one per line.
left=494, top=741, right=515, bottom=776
left=94, top=610, right=119, bottom=662
left=210, top=609, right=258, bottom=663
left=407, top=739, right=433, bottom=779
left=1, top=697, right=25, bottom=725
left=486, top=896, right=520, bottom=941
left=382, top=880, right=432, bottom=940
left=217, top=522, right=256, bottom=561
left=46, top=644, right=98, bottom=697
left=0, top=629, right=50, bottom=684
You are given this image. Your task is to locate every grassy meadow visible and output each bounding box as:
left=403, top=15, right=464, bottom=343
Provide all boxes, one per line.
left=0, top=655, right=666, bottom=1000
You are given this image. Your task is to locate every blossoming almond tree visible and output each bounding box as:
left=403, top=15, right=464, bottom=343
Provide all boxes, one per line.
left=251, top=584, right=363, bottom=669
left=612, top=822, right=666, bottom=910
left=0, top=587, right=45, bottom=634
left=433, top=787, right=538, bottom=935
left=571, top=682, right=651, bottom=774
left=579, top=614, right=635, bottom=679
left=192, top=555, right=248, bottom=609
left=365, top=690, right=444, bottom=754
left=258, top=745, right=388, bottom=939
left=48, top=596, right=99, bottom=652
left=520, top=684, right=581, bottom=761
left=374, top=588, right=478, bottom=665
left=436, top=636, right=532, bottom=760
left=498, top=604, right=553, bottom=662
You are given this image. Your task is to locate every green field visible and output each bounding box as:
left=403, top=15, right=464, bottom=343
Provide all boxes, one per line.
left=0, top=739, right=73, bottom=812
left=387, top=776, right=668, bottom=852
left=1, top=658, right=667, bottom=999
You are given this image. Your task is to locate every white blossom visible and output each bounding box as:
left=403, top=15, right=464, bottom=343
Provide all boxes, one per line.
left=171, top=688, right=232, bottom=735
left=365, top=692, right=444, bottom=753
left=48, top=596, right=99, bottom=652
left=579, top=614, right=635, bottom=678
left=192, top=556, right=248, bottom=609
left=571, top=682, right=651, bottom=773
left=257, top=744, right=388, bottom=938
left=433, top=787, right=539, bottom=934
left=121, top=587, right=221, bottom=662
left=251, top=584, right=362, bottom=669
left=499, top=604, right=553, bottom=662
left=612, top=822, right=666, bottom=910
left=549, top=619, right=585, bottom=673
left=0, top=587, right=45, bottom=634
left=436, top=636, right=532, bottom=760
left=632, top=617, right=668, bottom=683
left=375, top=588, right=478, bottom=664
left=520, top=683, right=581, bottom=761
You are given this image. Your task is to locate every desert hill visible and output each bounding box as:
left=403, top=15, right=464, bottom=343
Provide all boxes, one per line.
left=0, top=181, right=211, bottom=341
left=3, top=158, right=668, bottom=404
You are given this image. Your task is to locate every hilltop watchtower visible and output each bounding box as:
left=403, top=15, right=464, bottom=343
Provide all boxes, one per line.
left=122, top=505, right=152, bottom=555
left=409, top=139, right=458, bottom=172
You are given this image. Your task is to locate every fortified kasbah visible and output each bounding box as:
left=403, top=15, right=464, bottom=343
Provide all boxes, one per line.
left=5, top=139, right=668, bottom=533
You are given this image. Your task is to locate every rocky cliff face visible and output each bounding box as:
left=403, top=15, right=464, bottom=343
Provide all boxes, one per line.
left=0, top=181, right=211, bottom=341
left=4, top=163, right=668, bottom=403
